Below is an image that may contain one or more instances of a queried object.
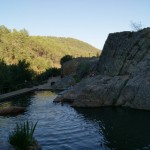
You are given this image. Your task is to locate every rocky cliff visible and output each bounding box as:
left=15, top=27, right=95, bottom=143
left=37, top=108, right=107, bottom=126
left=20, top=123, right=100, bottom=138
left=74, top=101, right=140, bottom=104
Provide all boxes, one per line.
left=62, top=57, right=99, bottom=77
left=54, top=28, right=150, bottom=110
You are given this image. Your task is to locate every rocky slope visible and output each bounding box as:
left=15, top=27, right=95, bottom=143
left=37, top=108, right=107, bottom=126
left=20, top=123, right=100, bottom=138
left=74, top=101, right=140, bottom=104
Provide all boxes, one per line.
left=54, top=28, right=150, bottom=110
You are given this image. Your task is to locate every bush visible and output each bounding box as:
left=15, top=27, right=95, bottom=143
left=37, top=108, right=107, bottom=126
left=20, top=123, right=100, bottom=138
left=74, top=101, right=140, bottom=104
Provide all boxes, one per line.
left=8, top=121, right=38, bottom=150
left=35, top=67, right=61, bottom=82
left=60, top=55, right=73, bottom=65
left=77, top=61, right=90, bottom=78
left=73, top=74, right=81, bottom=83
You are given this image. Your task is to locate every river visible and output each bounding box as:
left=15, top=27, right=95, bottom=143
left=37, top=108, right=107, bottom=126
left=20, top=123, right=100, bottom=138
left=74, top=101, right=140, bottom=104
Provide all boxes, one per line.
left=0, top=91, right=150, bottom=150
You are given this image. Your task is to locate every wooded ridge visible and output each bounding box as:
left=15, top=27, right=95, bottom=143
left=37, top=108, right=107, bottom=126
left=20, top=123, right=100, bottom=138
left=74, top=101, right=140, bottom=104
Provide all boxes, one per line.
left=0, top=25, right=100, bottom=73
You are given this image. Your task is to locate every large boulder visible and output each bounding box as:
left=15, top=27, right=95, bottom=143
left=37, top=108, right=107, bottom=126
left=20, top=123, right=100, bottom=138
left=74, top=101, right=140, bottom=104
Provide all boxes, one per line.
left=52, top=75, right=76, bottom=90
left=72, top=75, right=129, bottom=107
left=54, top=28, right=150, bottom=110
left=62, top=57, right=99, bottom=77
left=62, top=59, right=79, bottom=76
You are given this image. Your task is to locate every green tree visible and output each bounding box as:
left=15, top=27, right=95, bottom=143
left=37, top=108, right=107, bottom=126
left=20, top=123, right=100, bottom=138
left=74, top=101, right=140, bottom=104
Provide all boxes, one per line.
left=19, top=29, right=29, bottom=36
left=60, top=55, right=73, bottom=77
left=0, top=25, right=100, bottom=73
left=60, top=55, right=73, bottom=65
left=0, top=25, right=10, bottom=34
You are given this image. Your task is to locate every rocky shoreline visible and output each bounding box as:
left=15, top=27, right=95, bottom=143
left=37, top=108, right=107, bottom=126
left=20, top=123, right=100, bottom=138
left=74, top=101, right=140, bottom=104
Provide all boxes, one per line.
left=53, top=28, right=150, bottom=110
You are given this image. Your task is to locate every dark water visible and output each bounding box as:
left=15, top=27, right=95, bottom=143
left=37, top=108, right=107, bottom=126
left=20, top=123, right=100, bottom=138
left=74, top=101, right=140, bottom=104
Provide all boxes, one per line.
left=0, top=91, right=150, bottom=150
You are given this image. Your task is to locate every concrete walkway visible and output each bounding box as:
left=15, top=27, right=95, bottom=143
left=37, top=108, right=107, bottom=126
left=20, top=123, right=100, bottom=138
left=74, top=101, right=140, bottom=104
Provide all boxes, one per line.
left=0, top=77, right=60, bottom=102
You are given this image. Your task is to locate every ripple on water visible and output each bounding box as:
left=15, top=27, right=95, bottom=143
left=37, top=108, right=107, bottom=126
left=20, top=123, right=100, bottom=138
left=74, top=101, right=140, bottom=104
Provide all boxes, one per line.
left=1, top=91, right=150, bottom=150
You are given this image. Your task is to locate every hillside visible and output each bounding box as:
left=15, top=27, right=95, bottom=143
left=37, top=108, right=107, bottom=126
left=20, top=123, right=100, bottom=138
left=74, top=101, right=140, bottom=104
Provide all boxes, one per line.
left=0, top=25, right=100, bottom=72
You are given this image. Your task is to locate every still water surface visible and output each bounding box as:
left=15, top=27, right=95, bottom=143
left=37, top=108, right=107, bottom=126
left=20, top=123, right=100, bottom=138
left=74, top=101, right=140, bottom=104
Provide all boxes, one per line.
left=0, top=91, right=150, bottom=150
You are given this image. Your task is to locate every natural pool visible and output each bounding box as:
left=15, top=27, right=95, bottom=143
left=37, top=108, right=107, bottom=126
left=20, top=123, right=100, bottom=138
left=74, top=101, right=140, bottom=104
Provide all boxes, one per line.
left=0, top=91, right=150, bottom=150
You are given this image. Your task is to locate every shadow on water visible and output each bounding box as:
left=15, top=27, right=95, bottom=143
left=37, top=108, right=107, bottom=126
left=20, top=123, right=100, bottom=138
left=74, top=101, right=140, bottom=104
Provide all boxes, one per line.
left=75, top=107, right=150, bottom=150
left=0, top=93, right=34, bottom=109
left=1, top=91, right=150, bottom=150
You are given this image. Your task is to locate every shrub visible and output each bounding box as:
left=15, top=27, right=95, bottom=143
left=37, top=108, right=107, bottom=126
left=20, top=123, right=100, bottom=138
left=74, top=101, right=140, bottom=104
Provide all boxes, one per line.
left=130, top=21, right=143, bottom=31
left=77, top=61, right=90, bottom=78
left=60, top=55, right=73, bottom=65
left=8, top=121, right=38, bottom=150
left=73, top=74, right=81, bottom=83
left=35, top=67, right=61, bottom=82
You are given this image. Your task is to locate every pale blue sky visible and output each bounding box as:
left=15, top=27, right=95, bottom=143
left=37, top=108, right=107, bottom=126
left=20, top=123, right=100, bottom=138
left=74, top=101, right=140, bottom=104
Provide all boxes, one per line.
left=0, top=0, right=150, bottom=49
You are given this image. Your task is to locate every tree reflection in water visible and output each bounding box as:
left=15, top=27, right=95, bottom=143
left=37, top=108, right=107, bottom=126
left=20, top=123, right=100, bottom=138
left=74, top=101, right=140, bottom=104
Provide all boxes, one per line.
left=75, top=107, right=150, bottom=150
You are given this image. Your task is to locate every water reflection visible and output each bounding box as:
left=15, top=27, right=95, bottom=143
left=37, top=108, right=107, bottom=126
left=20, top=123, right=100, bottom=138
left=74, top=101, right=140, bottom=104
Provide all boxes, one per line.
left=75, top=107, right=150, bottom=150
left=35, top=91, right=57, bottom=98
left=1, top=91, right=150, bottom=150
left=0, top=101, right=12, bottom=109
left=0, top=93, right=33, bottom=108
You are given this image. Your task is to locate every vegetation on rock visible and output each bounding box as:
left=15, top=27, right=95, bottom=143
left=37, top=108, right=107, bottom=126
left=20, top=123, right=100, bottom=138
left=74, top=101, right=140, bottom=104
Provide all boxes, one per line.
left=77, top=61, right=90, bottom=78
left=9, top=121, right=39, bottom=150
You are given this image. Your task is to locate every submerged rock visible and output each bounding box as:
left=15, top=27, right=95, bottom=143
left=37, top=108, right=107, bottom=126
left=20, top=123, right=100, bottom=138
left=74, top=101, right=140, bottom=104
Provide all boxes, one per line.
left=54, top=28, right=150, bottom=110
left=28, top=142, right=42, bottom=150
left=0, top=106, right=25, bottom=116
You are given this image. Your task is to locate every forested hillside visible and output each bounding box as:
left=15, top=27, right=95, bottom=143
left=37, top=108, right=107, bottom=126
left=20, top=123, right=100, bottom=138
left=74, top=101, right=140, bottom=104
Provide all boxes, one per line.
left=0, top=25, right=100, bottom=73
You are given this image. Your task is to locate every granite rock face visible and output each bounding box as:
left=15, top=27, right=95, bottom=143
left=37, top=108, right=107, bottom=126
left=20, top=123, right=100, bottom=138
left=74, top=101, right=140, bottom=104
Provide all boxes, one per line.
left=62, top=57, right=99, bottom=77
left=52, top=75, right=76, bottom=90
left=54, top=28, right=150, bottom=110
